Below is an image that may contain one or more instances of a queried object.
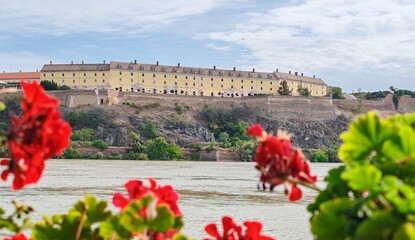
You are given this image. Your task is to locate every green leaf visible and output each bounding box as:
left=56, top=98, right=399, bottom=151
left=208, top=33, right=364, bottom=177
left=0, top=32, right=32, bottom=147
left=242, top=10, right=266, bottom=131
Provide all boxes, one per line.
left=393, top=223, right=415, bottom=240
left=310, top=198, right=354, bottom=240
left=383, top=126, right=415, bottom=162
left=173, top=233, right=190, bottom=240
left=355, top=212, right=402, bottom=240
left=341, top=165, right=382, bottom=192
left=148, top=205, right=175, bottom=232
left=99, top=215, right=132, bottom=240
left=339, top=112, right=395, bottom=165
left=308, top=166, right=350, bottom=213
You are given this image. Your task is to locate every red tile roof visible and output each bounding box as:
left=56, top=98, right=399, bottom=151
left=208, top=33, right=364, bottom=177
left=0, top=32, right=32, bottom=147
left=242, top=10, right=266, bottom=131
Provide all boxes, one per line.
left=0, top=72, right=40, bottom=81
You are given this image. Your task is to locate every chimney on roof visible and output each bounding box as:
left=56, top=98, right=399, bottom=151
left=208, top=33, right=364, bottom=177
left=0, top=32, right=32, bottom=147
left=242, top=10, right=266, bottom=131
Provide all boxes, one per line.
left=103, top=60, right=105, bottom=64
left=301, top=73, right=303, bottom=76
left=36, top=69, right=38, bottom=72
left=295, top=72, right=298, bottom=76
left=233, top=67, right=236, bottom=71
left=156, top=61, right=159, bottom=66
left=289, top=71, right=291, bottom=74
left=313, top=75, right=315, bottom=78
left=177, top=63, right=180, bottom=67
left=82, top=60, right=84, bottom=64
left=252, top=68, right=255, bottom=72
left=213, top=65, right=216, bottom=70
left=50, top=61, right=52, bottom=65
left=134, top=59, right=137, bottom=64
left=276, top=69, right=278, bottom=73
left=71, top=61, right=73, bottom=65
left=19, top=70, right=21, bottom=72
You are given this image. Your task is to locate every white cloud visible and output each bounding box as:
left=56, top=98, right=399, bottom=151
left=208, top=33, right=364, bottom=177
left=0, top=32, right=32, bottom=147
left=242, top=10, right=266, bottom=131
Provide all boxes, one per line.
left=0, top=0, right=233, bottom=35
left=203, top=0, right=415, bottom=90
left=205, top=43, right=232, bottom=51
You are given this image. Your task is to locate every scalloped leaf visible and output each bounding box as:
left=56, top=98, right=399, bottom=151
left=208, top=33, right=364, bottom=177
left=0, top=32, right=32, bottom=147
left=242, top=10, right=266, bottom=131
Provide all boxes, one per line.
left=310, top=198, right=354, bottom=240
left=339, top=112, right=395, bottom=165
left=341, top=165, right=382, bottom=192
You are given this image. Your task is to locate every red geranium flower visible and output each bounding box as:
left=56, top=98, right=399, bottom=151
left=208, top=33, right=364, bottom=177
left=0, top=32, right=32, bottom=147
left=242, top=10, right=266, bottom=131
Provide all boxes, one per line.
left=247, top=124, right=317, bottom=201
left=3, top=233, right=30, bottom=240
left=0, top=81, right=71, bottom=190
left=204, top=216, right=275, bottom=240
left=113, top=178, right=181, bottom=216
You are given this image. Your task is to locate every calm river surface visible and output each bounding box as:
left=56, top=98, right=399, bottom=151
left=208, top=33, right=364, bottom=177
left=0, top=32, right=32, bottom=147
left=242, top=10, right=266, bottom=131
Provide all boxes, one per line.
left=0, top=160, right=339, bottom=239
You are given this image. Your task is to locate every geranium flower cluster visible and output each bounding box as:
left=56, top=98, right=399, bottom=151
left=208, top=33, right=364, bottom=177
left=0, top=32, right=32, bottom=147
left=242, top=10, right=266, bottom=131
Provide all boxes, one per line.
left=113, top=178, right=181, bottom=239
left=204, top=216, right=275, bottom=240
left=247, top=124, right=317, bottom=201
left=0, top=81, right=71, bottom=190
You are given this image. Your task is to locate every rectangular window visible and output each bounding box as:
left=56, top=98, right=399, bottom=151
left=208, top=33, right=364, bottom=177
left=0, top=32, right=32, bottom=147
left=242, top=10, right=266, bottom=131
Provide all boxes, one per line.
left=153, top=74, right=156, bottom=77
left=175, top=82, right=177, bottom=85
left=131, top=79, right=133, bottom=82
left=73, top=80, right=75, bottom=83
left=175, top=75, right=177, bottom=79
left=211, top=78, right=213, bottom=81
left=164, top=75, right=166, bottom=78
left=164, top=81, right=166, bottom=84
left=186, top=76, right=188, bottom=79
left=62, top=80, right=64, bottom=83
left=251, top=86, right=253, bottom=89
left=142, top=79, right=145, bottom=83
left=201, top=83, right=203, bottom=86
left=43, top=74, right=46, bottom=77
left=62, top=73, right=65, bottom=77
left=84, top=73, right=86, bottom=76
left=131, top=72, right=133, bottom=76
left=193, top=83, right=195, bottom=86
left=119, top=78, right=122, bottom=82
left=94, top=73, right=97, bottom=76
left=103, top=79, right=105, bottom=83
left=52, top=73, right=54, bottom=77
left=142, top=73, right=145, bottom=77
left=241, top=86, right=243, bottom=89
left=185, top=82, right=188, bottom=86
left=83, top=79, right=86, bottom=83
left=94, top=79, right=97, bottom=83
left=103, top=73, right=105, bottom=76
left=193, top=77, right=195, bottom=80
left=119, top=71, right=122, bottom=75
left=211, top=84, right=213, bottom=87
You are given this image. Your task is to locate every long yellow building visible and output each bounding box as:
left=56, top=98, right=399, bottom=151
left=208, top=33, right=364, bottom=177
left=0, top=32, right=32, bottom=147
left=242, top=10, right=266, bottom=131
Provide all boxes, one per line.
left=40, top=61, right=327, bottom=97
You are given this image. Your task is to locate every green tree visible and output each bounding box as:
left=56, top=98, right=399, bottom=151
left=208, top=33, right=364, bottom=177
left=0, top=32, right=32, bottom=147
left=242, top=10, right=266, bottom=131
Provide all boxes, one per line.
left=139, top=122, right=159, bottom=140
left=58, top=85, right=71, bottom=90
left=40, top=80, right=58, bottom=90
left=71, top=128, right=95, bottom=141
left=330, top=87, right=345, bottom=99
left=277, top=80, right=292, bottom=95
left=92, top=140, right=108, bottom=150
left=62, top=148, right=81, bottom=159
left=310, top=150, right=329, bottom=162
left=233, top=139, right=256, bottom=162
left=129, top=132, right=145, bottom=153
left=146, top=137, right=181, bottom=160
left=297, top=84, right=311, bottom=96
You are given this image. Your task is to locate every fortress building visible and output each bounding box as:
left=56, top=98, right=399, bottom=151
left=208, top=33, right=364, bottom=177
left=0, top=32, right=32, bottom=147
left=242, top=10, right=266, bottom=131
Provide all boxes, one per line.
left=40, top=61, right=327, bottom=97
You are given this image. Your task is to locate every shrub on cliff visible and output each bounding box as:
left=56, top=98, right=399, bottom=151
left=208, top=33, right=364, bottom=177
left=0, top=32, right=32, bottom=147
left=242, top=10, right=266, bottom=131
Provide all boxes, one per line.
left=92, top=139, right=109, bottom=150
left=146, top=137, right=181, bottom=160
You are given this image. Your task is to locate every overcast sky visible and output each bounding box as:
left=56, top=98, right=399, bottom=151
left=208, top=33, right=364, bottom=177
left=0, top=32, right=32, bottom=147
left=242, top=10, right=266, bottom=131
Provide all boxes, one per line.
left=0, top=0, right=414, bottom=92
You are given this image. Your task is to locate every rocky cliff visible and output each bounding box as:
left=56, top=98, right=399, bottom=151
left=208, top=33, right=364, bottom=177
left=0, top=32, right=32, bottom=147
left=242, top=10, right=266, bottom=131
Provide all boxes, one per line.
left=57, top=92, right=413, bottom=150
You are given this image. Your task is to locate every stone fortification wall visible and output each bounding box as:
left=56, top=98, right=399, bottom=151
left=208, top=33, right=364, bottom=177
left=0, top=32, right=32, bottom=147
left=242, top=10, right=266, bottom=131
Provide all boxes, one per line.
left=47, top=90, right=109, bottom=108
left=118, top=92, right=266, bottom=111
left=267, top=96, right=336, bottom=120
left=199, top=148, right=240, bottom=161
left=398, top=95, right=415, bottom=113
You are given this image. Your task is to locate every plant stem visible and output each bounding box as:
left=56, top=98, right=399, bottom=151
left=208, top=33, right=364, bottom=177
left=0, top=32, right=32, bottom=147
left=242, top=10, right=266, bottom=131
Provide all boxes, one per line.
left=286, top=177, right=322, bottom=192
left=75, top=194, right=88, bottom=240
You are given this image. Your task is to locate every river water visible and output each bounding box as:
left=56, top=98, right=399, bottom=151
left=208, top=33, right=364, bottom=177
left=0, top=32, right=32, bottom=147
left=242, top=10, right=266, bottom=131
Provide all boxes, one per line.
left=0, top=160, right=339, bottom=239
